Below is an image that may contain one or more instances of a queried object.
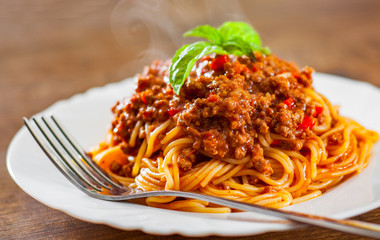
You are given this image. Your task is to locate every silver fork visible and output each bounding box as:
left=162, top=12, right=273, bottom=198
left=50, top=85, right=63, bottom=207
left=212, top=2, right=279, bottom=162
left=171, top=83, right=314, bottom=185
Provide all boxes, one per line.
left=24, top=115, right=380, bottom=238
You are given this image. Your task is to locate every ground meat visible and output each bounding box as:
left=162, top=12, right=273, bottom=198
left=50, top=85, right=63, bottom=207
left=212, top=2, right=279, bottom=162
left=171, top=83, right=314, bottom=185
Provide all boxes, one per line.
left=110, top=161, right=134, bottom=177
left=251, top=145, right=273, bottom=176
left=274, top=139, right=304, bottom=151
left=110, top=52, right=318, bottom=174
left=328, top=132, right=344, bottom=145
left=177, top=148, right=197, bottom=171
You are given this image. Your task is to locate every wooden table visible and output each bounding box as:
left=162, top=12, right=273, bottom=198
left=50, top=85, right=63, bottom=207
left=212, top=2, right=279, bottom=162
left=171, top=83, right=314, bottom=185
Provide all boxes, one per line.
left=1, top=0, right=379, bottom=239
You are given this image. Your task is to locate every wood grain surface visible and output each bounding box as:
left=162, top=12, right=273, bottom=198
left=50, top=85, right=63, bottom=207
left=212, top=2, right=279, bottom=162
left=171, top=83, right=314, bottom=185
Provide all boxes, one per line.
left=1, top=0, right=380, bottom=239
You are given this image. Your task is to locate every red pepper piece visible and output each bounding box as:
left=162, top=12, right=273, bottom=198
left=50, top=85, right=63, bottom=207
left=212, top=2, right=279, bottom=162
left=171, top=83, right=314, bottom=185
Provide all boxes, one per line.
left=283, top=98, right=295, bottom=109
left=298, top=115, right=315, bottom=130
left=210, top=55, right=229, bottom=71
left=168, top=107, right=181, bottom=117
left=207, top=93, right=218, bottom=102
left=251, top=64, right=258, bottom=72
left=315, top=106, right=323, bottom=115
left=141, top=92, right=148, bottom=104
left=271, top=140, right=280, bottom=146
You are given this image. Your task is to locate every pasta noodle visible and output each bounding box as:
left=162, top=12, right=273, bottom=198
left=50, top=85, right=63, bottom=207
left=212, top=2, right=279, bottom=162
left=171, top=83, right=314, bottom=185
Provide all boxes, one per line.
left=90, top=52, right=378, bottom=213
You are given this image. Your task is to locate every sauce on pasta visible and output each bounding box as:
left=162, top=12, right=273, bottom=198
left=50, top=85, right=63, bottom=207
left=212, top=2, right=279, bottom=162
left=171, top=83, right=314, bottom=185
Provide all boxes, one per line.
left=90, top=52, right=378, bottom=213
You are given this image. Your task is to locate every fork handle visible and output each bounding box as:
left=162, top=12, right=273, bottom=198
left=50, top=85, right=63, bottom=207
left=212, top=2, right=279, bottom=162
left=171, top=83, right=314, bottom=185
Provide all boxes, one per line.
left=109, top=190, right=380, bottom=238
left=178, top=191, right=380, bottom=238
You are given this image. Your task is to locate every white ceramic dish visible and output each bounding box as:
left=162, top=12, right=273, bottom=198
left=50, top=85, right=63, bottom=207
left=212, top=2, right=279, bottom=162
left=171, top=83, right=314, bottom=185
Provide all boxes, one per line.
left=7, top=73, right=380, bottom=236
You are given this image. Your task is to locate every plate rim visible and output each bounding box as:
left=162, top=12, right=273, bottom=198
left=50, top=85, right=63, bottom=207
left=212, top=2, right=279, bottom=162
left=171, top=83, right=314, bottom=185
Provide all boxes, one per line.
left=6, top=72, right=380, bottom=236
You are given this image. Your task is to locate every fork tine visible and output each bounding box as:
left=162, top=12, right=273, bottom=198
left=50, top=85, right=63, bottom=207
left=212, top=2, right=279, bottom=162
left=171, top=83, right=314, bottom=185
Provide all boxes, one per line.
left=24, top=117, right=103, bottom=192
left=51, top=115, right=123, bottom=188
left=41, top=116, right=112, bottom=190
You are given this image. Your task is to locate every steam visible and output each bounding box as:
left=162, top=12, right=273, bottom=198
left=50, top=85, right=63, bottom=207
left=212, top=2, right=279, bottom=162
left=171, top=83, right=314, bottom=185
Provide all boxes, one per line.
left=110, top=0, right=248, bottom=71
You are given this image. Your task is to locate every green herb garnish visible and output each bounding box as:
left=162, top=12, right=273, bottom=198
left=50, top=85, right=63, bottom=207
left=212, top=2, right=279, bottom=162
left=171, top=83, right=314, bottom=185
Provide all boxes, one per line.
left=169, top=21, right=270, bottom=95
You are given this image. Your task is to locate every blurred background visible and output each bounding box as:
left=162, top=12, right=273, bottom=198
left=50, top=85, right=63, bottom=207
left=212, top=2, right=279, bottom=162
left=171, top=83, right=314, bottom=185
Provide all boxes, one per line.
left=1, top=0, right=379, bottom=121
left=1, top=0, right=380, bottom=239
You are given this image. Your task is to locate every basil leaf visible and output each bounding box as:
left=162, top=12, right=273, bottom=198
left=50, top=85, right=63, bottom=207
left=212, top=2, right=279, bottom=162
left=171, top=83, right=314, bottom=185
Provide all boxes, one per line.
left=259, top=46, right=271, bottom=55
left=170, top=21, right=271, bottom=94
left=223, top=36, right=255, bottom=59
left=218, top=21, right=262, bottom=47
left=184, top=25, right=222, bottom=45
left=169, top=41, right=228, bottom=95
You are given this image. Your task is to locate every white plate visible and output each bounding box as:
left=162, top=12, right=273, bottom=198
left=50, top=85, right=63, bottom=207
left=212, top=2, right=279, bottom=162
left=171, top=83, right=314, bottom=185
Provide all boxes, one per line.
left=7, top=73, right=380, bottom=236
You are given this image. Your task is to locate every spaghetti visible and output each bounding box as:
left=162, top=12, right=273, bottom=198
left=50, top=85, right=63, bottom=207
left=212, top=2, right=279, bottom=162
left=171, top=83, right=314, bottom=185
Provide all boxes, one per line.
left=90, top=52, right=378, bottom=213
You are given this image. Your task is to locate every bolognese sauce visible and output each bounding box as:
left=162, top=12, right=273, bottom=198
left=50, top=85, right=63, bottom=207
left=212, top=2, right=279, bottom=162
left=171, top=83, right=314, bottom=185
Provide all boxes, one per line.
left=92, top=22, right=378, bottom=212
left=111, top=52, right=319, bottom=177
